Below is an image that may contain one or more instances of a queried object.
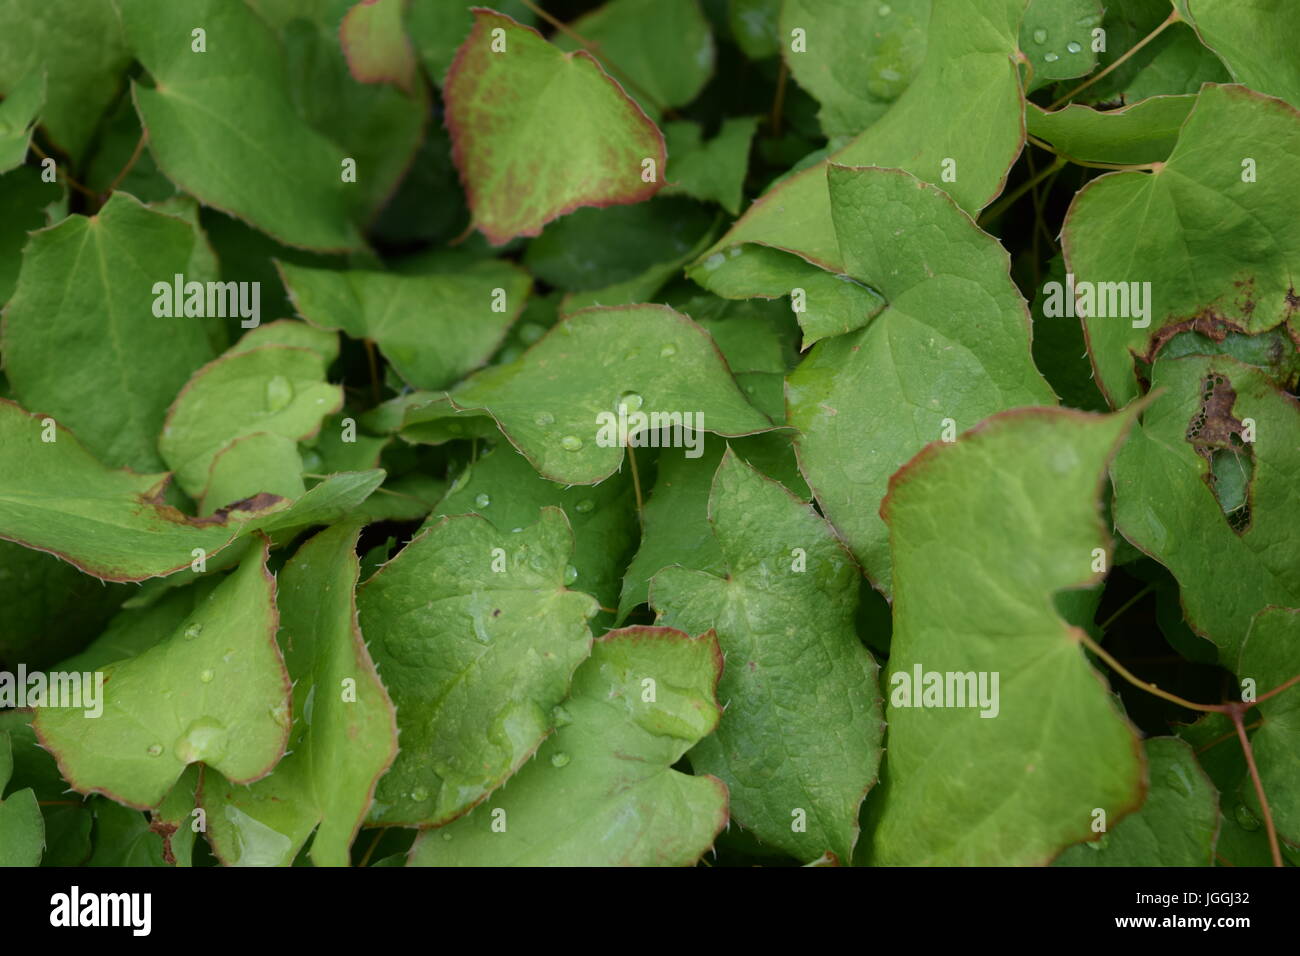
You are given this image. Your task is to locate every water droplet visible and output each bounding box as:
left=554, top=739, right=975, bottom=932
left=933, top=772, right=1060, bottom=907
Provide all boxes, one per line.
left=474, top=492, right=491, bottom=509
left=1032, top=28, right=1048, bottom=44
left=518, top=322, right=545, bottom=345
left=563, top=564, right=579, bottom=585
left=175, top=718, right=229, bottom=763
left=1234, top=803, right=1260, bottom=831
left=659, top=344, right=678, bottom=358
left=617, top=390, right=643, bottom=413
left=147, top=743, right=163, bottom=757
left=878, top=3, right=891, bottom=14
left=552, top=704, right=573, bottom=728
left=200, top=668, right=215, bottom=684
left=1043, top=51, right=1059, bottom=62
left=703, top=253, right=725, bottom=272
left=265, top=374, right=293, bottom=412
left=162, top=690, right=173, bottom=700
left=1067, top=41, right=1082, bottom=53
left=560, top=434, right=583, bottom=451
left=574, top=499, right=594, bottom=514
left=534, top=410, right=555, bottom=426
left=410, top=787, right=429, bottom=802
left=550, top=752, right=571, bottom=768
left=184, top=623, right=203, bottom=640
left=222, top=648, right=235, bottom=663
left=269, top=701, right=292, bottom=729
left=441, top=831, right=453, bottom=841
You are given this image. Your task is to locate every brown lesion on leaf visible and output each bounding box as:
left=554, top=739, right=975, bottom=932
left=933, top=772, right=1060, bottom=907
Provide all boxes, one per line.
left=1185, top=370, right=1254, bottom=535
left=148, top=819, right=179, bottom=865
left=1143, top=308, right=1247, bottom=366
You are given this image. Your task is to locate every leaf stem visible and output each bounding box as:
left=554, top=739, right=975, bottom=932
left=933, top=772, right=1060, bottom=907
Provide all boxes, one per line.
left=358, top=828, right=384, bottom=867
left=626, top=444, right=644, bottom=529
left=1232, top=708, right=1283, bottom=866
left=364, top=338, right=382, bottom=405
left=978, top=156, right=1066, bottom=226
left=1097, top=582, right=1156, bottom=632
left=1076, top=629, right=1220, bottom=713
left=1027, top=134, right=1164, bottom=172
left=770, top=58, right=789, bottom=139
left=1050, top=9, right=1181, bottom=109
left=104, top=130, right=149, bottom=201
left=26, top=141, right=97, bottom=199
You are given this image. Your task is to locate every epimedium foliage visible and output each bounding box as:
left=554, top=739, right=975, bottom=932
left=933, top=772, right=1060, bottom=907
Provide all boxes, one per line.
left=0, top=0, right=1296, bottom=868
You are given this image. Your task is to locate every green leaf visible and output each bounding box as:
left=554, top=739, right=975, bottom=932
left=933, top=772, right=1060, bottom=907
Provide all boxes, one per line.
left=0, top=68, right=43, bottom=172
left=866, top=406, right=1145, bottom=865
left=119, top=0, right=365, bottom=251
left=0, top=711, right=91, bottom=865
left=556, top=0, right=714, bottom=113
left=0, top=730, right=44, bottom=866
left=0, top=167, right=52, bottom=307
left=201, top=524, right=398, bottom=866
left=651, top=451, right=882, bottom=863
left=0, top=540, right=130, bottom=670
left=409, top=625, right=727, bottom=866
left=432, top=444, right=637, bottom=624
left=160, top=344, right=342, bottom=499
left=443, top=9, right=666, bottom=244
left=729, top=0, right=780, bottom=60
left=448, top=304, right=774, bottom=485
left=788, top=166, right=1055, bottom=593
left=1, top=192, right=216, bottom=471
left=278, top=258, right=531, bottom=389
left=1236, top=606, right=1300, bottom=844
left=661, top=118, right=757, bottom=214
left=279, top=2, right=428, bottom=221
left=688, top=242, right=886, bottom=348
left=406, top=0, right=538, bottom=85
left=1077, top=0, right=1228, bottom=104
left=1063, top=85, right=1300, bottom=407
left=1054, top=737, right=1219, bottom=866
left=0, top=0, right=131, bottom=159
left=1026, top=95, right=1197, bottom=166
left=33, top=541, right=291, bottom=810
left=696, top=0, right=1027, bottom=276
left=1111, top=354, right=1300, bottom=662
left=359, top=508, right=598, bottom=825
left=524, top=197, right=714, bottom=292
left=201, top=433, right=306, bottom=515
left=779, top=0, right=929, bottom=138
left=1179, top=0, right=1300, bottom=108
left=1019, top=0, right=1101, bottom=93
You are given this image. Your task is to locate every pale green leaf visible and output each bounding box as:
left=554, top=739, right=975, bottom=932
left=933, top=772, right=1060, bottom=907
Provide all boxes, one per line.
left=409, top=626, right=727, bottom=866
left=448, top=304, right=774, bottom=485
left=789, top=166, right=1055, bottom=593
left=201, top=524, right=398, bottom=866
left=278, top=258, right=531, bottom=389
left=1, top=192, right=216, bottom=471
left=34, top=542, right=291, bottom=810
left=1180, top=0, right=1300, bottom=108
left=160, top=344, right=342, bottom=499
left=0, top=69, right=43, bottom=173
left=359, top=508, right=598, bottom=825
left=651, top=451, right=882, bottom=863
left=1062, top=85, right=1300, bottom=406
left=1236, top=607, right=1300, bottom=845
left=662, top=118, right=757, bottom=214
left=779, top=0, right=928, bottom=138
left=867, top=406, right=1145, bottom=865
left=119, top=0, right=365, bottom=251
left=1026, top=94, right=1196, bottom=165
